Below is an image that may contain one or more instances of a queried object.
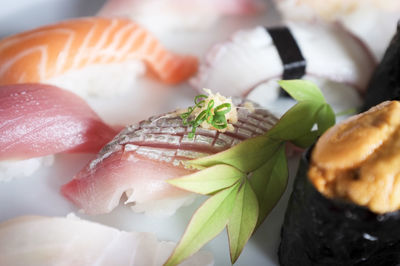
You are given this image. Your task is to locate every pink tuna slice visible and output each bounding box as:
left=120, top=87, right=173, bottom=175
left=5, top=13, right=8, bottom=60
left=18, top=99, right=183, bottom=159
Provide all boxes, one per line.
left=0, top=83, right=117, bottom=160
left=61, top=100, right=278, bottom=215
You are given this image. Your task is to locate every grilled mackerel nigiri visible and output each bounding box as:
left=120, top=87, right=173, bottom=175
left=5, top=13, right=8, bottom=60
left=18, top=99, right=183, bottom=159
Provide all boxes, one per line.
left=62, top=95, right=278, bottom=215
left=0, top=17, right=198, bottom=96
left=0, top=84, right=117, bottom=181
left=0, top=215, right=214, bottom=266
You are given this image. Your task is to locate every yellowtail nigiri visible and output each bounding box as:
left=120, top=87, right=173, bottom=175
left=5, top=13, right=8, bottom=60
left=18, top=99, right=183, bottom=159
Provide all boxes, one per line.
left=61, top=94, right=278, bottom=215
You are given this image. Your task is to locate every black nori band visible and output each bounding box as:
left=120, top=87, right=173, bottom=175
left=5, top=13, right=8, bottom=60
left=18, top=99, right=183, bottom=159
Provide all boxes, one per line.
left=267, top=26, right=306, bottom=79
left=279, top=152, right=400, bottom=265
left=362, top=24, right=400, bottom=111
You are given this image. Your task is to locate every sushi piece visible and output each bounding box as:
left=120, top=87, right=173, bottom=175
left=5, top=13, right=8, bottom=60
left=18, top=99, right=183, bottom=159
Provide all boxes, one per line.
left=363, top=24, right=400, bottom=111
left=275, top=0, right=400, bottom=60
left=61, top=93, right=278, bottom=215
left=0, top=214, right=214, bottom=266
left=98, top=0, right=267, bottom=32
left=0, top=17, right=198, bottom=98
left=279, top=101, right=400, bottom=265
left=191, top=22, right=374, bottom=112
left=0, top=83, right=117, bottom=181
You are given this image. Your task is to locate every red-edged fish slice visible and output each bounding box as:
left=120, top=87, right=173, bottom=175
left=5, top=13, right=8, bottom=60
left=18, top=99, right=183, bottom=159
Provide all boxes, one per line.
left=0, top=84, right=117, bottom=160
left=61, top=100, right=279, bottom=215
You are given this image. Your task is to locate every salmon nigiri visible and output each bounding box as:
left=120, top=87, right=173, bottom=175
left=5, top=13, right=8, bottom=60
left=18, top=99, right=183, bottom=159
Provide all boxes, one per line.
left=0, top=83, right=117, bottom=181
left=0, top=17, right=198, bottom=96
left=61, top=94, right=278, bottom=216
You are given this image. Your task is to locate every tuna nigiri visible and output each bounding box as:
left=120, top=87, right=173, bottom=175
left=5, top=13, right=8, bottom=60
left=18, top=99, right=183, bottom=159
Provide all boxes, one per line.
left=191, top=22, right=375, bottom=112
left=98, top=0, right=267, bottom=32
left=0, top=83, right=117, bottom=181
left=0, top=214, right=214, bottom=266
left=0, top=17, right=198, bottom=97
left=61, top=94, right=278, bottom=215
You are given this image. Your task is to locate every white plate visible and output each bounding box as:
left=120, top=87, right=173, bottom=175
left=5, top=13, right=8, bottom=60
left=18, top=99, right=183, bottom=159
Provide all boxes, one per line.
left=0, top=1, right=298, bottom=265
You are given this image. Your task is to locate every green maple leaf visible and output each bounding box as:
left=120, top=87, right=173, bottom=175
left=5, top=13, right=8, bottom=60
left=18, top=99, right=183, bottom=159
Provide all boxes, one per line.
left=165, top=79, right=336, bottom=265
left=164, top=182, right=240, bottom=266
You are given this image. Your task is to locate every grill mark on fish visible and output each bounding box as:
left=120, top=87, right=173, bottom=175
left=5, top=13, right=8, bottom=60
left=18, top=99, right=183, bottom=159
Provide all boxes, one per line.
left=61, top=101, right=277, bottom=215
left=91, top=101, right=277, bottom=170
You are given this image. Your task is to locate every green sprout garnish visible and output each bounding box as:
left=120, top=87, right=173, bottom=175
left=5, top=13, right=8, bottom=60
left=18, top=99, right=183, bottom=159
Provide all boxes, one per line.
left=165, top=80, right=336, bottom=266
left=180, top=94, right=232, bottom=139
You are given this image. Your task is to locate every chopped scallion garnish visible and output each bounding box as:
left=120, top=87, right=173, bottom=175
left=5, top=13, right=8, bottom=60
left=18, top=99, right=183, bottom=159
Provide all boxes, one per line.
left=180, top=94, right=232, bottom=139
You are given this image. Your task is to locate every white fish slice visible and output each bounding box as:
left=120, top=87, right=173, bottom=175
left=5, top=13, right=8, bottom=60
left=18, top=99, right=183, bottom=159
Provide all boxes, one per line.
left=0, top=214, right=214, bottom=266
left=191, top=22, right=374, bottom=111
left=275, top=0, right=400, bottom=60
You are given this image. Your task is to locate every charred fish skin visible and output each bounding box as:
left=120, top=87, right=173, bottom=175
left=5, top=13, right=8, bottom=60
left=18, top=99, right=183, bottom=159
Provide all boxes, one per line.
left=61, top=99, right=279, bottom=215
left=94, top=99, right=278, bottom=169
left=363, top=25, right=400, bottom=111
left=279, top=154, right=400, bottom=266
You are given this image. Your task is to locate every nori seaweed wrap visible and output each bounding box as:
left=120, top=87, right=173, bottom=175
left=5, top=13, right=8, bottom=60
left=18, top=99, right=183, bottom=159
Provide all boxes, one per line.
left=279, top=154, right=400, bottom=266
left=279, top=101, right=400, bottom=266
left=363, top=23, right=400, bottom=111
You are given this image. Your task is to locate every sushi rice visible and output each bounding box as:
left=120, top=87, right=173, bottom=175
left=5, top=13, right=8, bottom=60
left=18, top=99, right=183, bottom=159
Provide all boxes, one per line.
left=0, top=155, right=54, bottom=182
left=47, top=60, right=146, bottom=98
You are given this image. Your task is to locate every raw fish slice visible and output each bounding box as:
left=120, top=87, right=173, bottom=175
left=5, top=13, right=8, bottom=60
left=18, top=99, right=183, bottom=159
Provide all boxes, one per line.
left=191, top=22, right=375, bottom=106
left=0, top=84, right=117, bottom=161
left=98, top=0, right=267, bottom=32
left=0, top=214, right=214, bottom=266
left=0, top=17, right=198, bottom=87
left=61, top=100, right=278, bottom=215
left=275, top=0, right=400, bottom=60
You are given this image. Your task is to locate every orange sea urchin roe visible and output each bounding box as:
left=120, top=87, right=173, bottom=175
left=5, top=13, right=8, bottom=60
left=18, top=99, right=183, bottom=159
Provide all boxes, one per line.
left=308, top=101, right=400, bottom=214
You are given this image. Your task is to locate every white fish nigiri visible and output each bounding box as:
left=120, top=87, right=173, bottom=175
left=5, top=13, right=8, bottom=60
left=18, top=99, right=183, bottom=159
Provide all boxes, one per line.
left=98, top=0, right=267, bottom=32
left=0, top=214, right=214, bottom=266
left=275, top=0, right=400, bottom=60
left=61, top=97, right=278, bottom=215
left=191, top=22, right=375, bottom=112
